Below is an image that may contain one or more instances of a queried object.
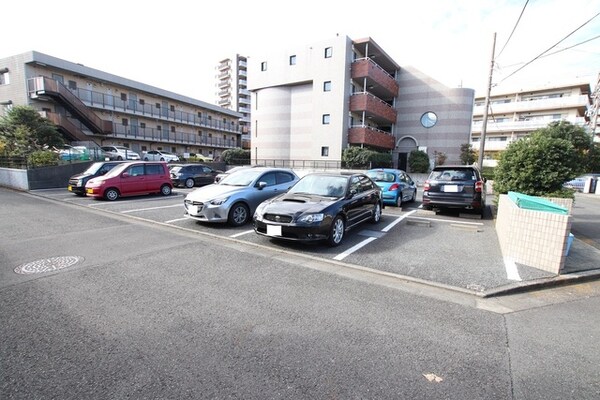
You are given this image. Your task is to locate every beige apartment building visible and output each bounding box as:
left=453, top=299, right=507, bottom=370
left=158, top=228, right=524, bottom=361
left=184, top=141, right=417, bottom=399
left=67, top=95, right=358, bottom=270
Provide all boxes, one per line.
left=471, top=80, right=594, bottom=165
left=216, top=54, right=251, bottom=149
left=247, top=35, right=475, bottom=170
left=0, top=51, right=242, bottom=159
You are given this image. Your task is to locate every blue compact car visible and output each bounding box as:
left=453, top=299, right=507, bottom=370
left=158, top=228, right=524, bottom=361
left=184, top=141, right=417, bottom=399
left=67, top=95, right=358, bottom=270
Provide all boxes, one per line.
left=366, top=168, right=417, bottom=207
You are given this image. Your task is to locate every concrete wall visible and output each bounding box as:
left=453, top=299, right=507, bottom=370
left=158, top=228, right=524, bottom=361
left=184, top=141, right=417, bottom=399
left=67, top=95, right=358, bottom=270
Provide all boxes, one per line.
left=0, top=167, right=28, bottom=190
left=495, top=194, right=573, bottom=274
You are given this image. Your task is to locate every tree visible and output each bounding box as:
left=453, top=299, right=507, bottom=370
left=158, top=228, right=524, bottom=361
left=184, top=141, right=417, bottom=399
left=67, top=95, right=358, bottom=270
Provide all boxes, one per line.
left=408, top=150, right=429, bottom=173
left=0, top=106, right=63, bottom=156
left=460, top=143, right=477, bottom=165
left=493, top=131, right=580, bottom=197
left=536, top=120, right=591, bottom=170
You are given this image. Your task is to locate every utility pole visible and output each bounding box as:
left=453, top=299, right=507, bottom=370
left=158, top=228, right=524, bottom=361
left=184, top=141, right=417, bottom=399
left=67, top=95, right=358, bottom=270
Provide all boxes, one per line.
left=477, top=32, right=497, bottom=169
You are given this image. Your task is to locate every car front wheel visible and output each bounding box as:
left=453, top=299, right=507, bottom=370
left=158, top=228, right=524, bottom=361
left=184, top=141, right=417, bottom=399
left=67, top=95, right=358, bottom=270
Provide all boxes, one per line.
left=328, top=216, right=345, bottom=247
left=185, top=178, right=195, bottom=188
left=228, top=202, right=249, bottom=226
left=371, top=202, right=382, bottom=223
left=105, top=188, right=119, bottom=201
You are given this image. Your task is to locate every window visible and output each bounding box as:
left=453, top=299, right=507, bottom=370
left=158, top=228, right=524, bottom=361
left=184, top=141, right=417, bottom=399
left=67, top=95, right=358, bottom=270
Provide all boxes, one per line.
left=324, top=47, right=333, bottom=58
left=121, top=93, right=127, bottom=101
left=139, top=99, right=145, bottom=105
left=170, top=105, right=175, bottom=112
left=322, top=114, right=331, bottom=124
left=68, top=80, right=77, bottom=90
left=321, top=146, right=329, bottom=157
left=197, top=112, right=202, bottom=118
left=170, top=126, right=176, bottom=133
left=323, top=81, right=331, bottom=92
left=157, top=125, right=162, bottom=131
left=140, top=122, right=146, bottom=129
left=289, top=55, right=296, bottom=65
left=146, top=164, right=163, bottom=175
left=261, top=62, right=267, bottom=71
left=0, top=68, right=9, bottom=85
left=128, top=165, right=145, bottom=176
left=156, top=103, right=161, bottom=109
left=122, top=118, right=128, bottom=126
left=198, top=130, right=202, bottom=135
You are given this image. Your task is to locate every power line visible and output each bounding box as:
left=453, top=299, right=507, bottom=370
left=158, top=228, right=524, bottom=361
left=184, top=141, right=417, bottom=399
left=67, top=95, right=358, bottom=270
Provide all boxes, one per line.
left=496, top=0, right=529, bottom=60
left=499, top=11, right=600, bottom=84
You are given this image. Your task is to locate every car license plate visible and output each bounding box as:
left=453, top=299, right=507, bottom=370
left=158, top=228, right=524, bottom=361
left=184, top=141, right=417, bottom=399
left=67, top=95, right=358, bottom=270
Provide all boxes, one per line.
left=443, top=185, right=460, bottom=192
left=68, top=185, right=72, bottom=192
left=266, top=224, right=282, bottom=236
left=188, top=205, right=202, bottom=215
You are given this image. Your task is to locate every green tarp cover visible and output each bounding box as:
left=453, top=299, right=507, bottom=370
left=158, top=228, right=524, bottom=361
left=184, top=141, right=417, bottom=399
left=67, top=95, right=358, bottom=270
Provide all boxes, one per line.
left=507, top=191, right=568, bottom=215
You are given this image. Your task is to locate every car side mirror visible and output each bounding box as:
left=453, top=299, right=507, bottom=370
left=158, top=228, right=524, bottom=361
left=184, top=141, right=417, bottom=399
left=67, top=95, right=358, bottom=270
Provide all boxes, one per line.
left=122, top=172, right=130, bottom=178
left=257, top=181, right=267, bottom=190
left=348, top=188, right=357, bottom=198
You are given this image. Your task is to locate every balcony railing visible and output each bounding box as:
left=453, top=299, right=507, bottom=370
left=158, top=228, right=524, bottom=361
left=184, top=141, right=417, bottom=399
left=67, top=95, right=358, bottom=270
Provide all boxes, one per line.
left=351, top=58, right=398, bottom=98
left=350, top=92, right=397, bottom=124
left=348, top=126, right=395, bottom=150
left=71, top=87, right=243, bottom=134
left=473, top=95, right=590, bottom=116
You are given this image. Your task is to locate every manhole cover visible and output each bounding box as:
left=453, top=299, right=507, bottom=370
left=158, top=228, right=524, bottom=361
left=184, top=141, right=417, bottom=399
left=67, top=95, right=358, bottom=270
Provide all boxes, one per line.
left=14, top=256, right=84, bottom=275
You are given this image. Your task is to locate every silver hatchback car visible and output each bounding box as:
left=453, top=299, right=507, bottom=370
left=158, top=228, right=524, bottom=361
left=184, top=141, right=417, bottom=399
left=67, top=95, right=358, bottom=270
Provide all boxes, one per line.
left=184, top=167, right=299, bottom=226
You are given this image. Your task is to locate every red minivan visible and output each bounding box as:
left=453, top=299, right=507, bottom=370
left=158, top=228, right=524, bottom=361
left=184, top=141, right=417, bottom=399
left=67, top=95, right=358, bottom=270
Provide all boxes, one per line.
left=85, top=161, right=173, bottom=201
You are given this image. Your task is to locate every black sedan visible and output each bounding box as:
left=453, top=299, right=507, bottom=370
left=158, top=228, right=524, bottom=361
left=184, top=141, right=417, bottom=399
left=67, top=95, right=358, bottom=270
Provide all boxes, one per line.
left=170, top=164, right=221, bottom=188
left=253, top=172, right=383, bottom=246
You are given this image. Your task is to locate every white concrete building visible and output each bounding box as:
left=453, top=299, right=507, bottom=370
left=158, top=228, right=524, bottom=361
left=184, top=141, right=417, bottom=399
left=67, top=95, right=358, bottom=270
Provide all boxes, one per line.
left=247, top=35, right=475, bottom=170
left=471, top=81, right=594, bottom=164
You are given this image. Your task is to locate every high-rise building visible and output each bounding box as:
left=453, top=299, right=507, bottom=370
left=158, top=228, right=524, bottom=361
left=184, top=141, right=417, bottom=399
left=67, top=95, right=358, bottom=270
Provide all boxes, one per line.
left=216, top=55, right=251, bottom=149
left=471, top=80, right=594, bottom=164
left=247, top=35, right=475, bottom=170
left=0, top=51, right=243, bottom=160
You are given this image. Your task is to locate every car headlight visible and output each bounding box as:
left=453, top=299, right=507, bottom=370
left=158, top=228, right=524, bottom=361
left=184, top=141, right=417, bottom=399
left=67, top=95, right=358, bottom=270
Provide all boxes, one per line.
left=77, top=179, right=83, bottom=186
left=298, top=213, right=324, bottom=223
left=255, top=202, right=267, bottom=218
left=209, top=197, right=229, bottom=206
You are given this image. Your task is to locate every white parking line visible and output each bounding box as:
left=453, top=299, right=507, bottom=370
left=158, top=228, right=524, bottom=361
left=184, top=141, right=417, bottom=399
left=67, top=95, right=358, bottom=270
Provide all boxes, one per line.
left=504, top=258, right=522, bottom=281
left=121, top=204, right=182, bottom=213
left=230, top=229, right=255, bottom=238
left=381, top=210, right=417, bottom=232
left=165, top=217, right=189, bottom=224
left=334, top=237, right=378, bottom=261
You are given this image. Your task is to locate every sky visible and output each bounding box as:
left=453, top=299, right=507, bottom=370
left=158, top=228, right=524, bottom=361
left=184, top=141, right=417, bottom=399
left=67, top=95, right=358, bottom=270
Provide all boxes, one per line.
left=3, top=0, right=599, bottom=103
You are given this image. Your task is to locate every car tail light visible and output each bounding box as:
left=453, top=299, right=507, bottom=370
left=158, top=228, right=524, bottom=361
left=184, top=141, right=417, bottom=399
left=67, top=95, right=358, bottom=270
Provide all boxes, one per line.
left=475, top=181, right=484, bottom=192
left=423, top=181, right=430, bottom=191
left=389, top=183, right=399, bottom=191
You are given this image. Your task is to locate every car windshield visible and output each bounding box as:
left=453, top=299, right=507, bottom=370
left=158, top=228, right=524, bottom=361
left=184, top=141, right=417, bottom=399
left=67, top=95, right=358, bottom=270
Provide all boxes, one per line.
left=289, top=175, right=348, bottom=197
left=430, top=169, right=476, bottom=181
left=219, top=169, right=265, bottom=186
left=170, top=166, right=182, bottom=173
left=367, top=171, right=396, bottom=183
left=82, top=162, right=105, bottom=174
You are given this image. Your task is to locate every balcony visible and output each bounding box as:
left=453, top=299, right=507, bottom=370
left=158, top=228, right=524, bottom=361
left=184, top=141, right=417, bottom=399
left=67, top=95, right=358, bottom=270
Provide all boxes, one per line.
left=348, top=126, right=395, bottom=150
left=350, top=93, right=397, bottom=124
left=471, top=116, right=587, bottom=134
left=351, top=58, right=399, bottom=99
left=473, top=95, right=590, bottom=116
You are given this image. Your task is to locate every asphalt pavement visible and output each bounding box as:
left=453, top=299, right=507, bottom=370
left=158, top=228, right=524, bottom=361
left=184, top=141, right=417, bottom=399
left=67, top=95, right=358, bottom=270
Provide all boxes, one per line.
left=2, top=187, right=600, bottom=399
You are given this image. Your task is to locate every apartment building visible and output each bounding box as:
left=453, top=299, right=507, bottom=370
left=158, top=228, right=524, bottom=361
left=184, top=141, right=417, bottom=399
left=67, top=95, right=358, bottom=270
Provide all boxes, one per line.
left=0, top=51, right=243, bottom=159
left=216, top=54, right=251, bottom=148
left=247, top=35, right=475, bottom=170
left=471, top=81, right=593, bottom=164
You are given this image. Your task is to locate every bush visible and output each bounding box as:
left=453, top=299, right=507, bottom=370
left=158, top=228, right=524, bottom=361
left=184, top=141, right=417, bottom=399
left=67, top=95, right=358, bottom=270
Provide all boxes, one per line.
left=342, top=147, right=391, bottom=169
left=493, top=132, right=579, bottom=197
left=408, top=150, right=429, bottom=173
left=221, top=148, right=250, bottom=164
left=27, top=150, right=59, bottom=168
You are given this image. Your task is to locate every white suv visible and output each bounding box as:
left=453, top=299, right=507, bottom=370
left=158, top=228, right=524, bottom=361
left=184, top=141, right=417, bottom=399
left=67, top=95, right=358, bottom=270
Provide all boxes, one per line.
left=101, top=146, right=141, bottom=160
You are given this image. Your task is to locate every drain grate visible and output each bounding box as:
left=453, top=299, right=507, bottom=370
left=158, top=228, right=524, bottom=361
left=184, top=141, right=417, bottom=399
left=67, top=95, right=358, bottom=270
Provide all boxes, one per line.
left=14, top=256, right=84, bottom=275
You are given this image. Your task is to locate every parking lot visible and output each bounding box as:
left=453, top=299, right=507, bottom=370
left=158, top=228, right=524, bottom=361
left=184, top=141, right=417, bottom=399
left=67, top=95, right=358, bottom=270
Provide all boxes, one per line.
left=29, top=185, right=600, bottom=296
